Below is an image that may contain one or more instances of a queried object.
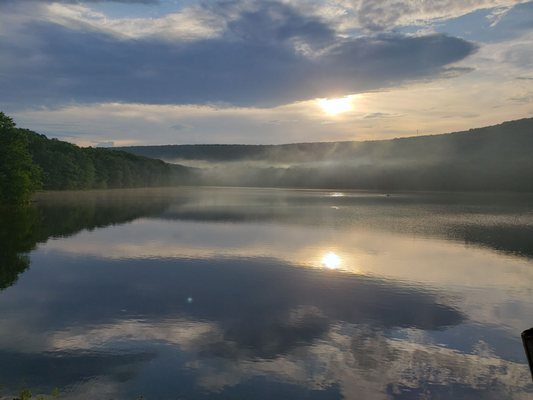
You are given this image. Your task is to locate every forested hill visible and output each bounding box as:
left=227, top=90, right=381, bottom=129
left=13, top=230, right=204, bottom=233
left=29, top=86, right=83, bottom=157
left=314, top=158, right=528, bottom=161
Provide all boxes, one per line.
left=25, top=130, right=195, bottom=190
left=0, top=112, right=195, bottom=204
left=120, top=118, right=533, bottom=164
left=119, top=118, right=533, bottom=192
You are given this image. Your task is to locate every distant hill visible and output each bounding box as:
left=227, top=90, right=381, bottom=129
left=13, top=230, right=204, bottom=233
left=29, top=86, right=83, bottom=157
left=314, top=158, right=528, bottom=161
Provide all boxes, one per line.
left=120, top=118, right=533, bottom=163
left=120, top=118, right=533, bottom=192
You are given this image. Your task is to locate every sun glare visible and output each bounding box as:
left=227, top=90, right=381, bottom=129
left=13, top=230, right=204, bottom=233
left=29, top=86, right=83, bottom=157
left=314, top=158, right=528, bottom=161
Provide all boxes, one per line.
left=318, top=96, right=353, bottom=115
left=321, top=252, right=341, bottom=270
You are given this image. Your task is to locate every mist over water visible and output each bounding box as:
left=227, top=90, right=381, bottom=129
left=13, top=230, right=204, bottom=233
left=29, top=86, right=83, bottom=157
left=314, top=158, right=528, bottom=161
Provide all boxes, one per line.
left=121, top=118, right=533, bottom=192
left=0, top=187, right=532, bottom=399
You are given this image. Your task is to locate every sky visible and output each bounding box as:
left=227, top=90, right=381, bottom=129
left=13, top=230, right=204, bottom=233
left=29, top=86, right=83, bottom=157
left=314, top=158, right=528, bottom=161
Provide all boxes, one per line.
left=0, top=0, right=532, bottom=146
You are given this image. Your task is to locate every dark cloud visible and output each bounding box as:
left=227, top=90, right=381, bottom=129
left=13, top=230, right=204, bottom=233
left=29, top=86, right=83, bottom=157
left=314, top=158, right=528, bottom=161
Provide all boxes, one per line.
left=0, top=1, right=477, bottom=109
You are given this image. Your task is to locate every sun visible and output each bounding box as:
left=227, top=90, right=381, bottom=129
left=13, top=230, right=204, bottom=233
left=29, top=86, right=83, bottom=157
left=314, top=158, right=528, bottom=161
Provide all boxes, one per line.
left=318, top=96, right=353, bottom=115
left=321, top=252, right=341, bottom=270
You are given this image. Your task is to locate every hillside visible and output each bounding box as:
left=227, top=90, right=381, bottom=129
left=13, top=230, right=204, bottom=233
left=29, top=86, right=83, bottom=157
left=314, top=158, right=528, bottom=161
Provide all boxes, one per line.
left=120, top=118, right=533, bottom=192
left=24, top=130, right=196, bottom=191
left=1, top=111, right=197, bottom=204
left=120, top=118, right=533, bottom=164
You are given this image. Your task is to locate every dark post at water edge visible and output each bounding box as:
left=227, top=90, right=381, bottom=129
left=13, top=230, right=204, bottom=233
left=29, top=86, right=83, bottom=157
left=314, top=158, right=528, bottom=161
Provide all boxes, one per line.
left=523, top=328, right=533, bottom=381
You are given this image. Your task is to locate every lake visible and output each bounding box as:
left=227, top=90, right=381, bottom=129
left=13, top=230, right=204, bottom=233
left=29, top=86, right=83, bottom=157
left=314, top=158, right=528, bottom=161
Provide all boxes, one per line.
left=1, top=187, right=532, bottom=399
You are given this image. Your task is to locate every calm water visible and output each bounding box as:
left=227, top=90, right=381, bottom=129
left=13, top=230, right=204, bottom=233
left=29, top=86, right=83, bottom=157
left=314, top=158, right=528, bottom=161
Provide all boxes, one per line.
left=0, top=187, right=532, bottom=399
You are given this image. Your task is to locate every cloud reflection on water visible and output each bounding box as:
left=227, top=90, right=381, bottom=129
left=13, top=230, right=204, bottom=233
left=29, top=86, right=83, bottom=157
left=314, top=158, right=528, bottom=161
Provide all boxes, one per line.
left=0, top=187, right=532, bottom=399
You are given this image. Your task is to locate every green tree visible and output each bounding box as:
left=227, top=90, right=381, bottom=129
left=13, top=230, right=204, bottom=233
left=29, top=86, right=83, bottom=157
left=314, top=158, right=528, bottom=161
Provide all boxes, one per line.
left=0, top=112, right=15, bottom=130
left=0, top=113, right=41, bottom=204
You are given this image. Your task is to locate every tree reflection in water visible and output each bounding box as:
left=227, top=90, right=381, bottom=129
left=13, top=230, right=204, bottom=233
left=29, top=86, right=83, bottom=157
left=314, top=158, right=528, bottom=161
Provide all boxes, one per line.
left=0, top=189, right=175, bottom=291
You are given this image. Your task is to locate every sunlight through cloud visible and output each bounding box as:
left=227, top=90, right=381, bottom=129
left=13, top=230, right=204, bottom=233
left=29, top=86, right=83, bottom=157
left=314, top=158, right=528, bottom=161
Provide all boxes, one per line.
left=321, top=251, right=341, bottom=270
left=318, top=97, right=353, bottom=115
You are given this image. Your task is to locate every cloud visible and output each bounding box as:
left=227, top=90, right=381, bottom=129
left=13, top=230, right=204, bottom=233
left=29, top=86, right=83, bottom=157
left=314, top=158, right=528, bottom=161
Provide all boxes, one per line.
left=40, top=2, right=225, bottom=40
left=353, top=0, right=527, bottom=31
left=284, top=0, right=530, bottom=32
left=0, top=1, right=476, bottom=109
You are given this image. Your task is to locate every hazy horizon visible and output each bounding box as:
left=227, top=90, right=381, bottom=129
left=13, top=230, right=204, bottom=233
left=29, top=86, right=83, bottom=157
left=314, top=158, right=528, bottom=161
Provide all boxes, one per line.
left=115, top=116, right=532, bottom=147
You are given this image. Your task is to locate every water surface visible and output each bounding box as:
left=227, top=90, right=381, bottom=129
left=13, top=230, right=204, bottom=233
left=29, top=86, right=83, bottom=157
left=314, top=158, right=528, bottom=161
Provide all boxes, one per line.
left=1, top=187, right=532, bottom=399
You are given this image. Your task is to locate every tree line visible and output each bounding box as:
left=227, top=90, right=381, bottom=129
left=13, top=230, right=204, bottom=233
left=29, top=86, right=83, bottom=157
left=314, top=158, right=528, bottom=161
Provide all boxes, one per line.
left=0, top=112, right=195, bottom=205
